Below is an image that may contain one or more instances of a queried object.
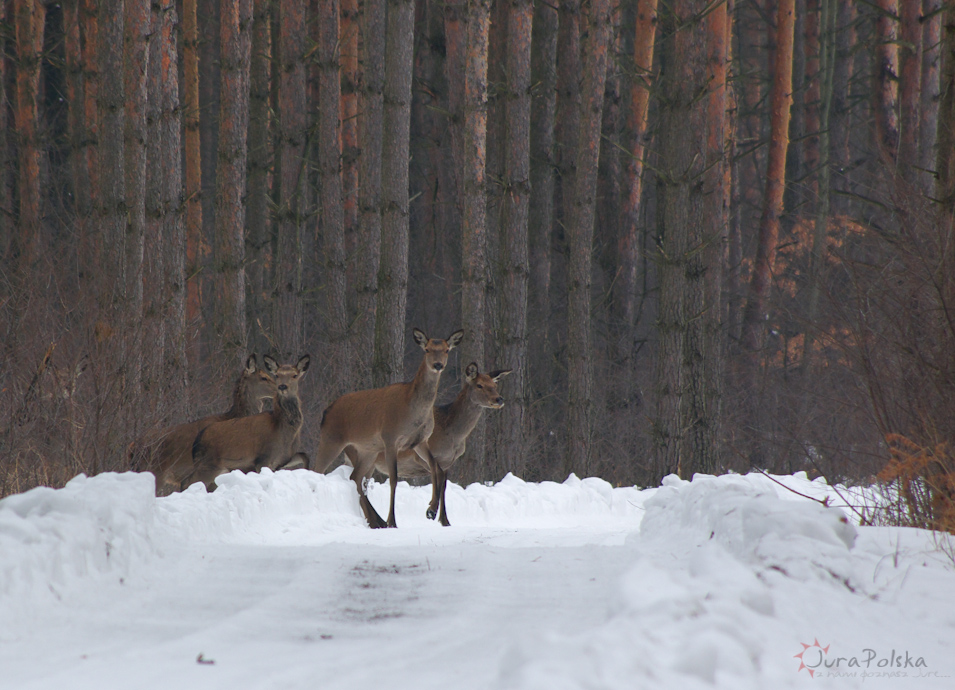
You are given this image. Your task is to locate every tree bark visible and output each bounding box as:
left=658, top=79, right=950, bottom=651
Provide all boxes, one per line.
left=246, top=0, right=271, bottom=354
left=214, top=0, right=252, bottom=364
left=160, top=2, right=188, bottom=417
left=874, top=0, right=900, bottom=159
left=740, top=0, right=796, bottom=356
left=898, top=0, right=923, bottom=177
left=830, top=0, right=855, bottom=217
left=183, top=0, right=203, bottom=361
left=566, top=0, right=612, bottom=477
left=356, top=0, right=384, bottom=388
left=64, top=1, right=92, bottom=279
left=616, top=0, right=658, bottom=365
left=939, top=2, right=955, bottom=214
left=920, top=0, right=941, bottom=180
left=555, top=0, right=581, bottom=216
left=373, top=0, right=415, bottom=386
left=123, top=0, right=151, bottom=406
left=341, top=0, right=359, bottom=282
left=13, top=0, right=46, bottom=271
left=653, top=0, right=710, bottom=478
left=496, top=0, right=532, bottom=478
left=98, top=0, right=125, bottom=309
left=318, top=0, right=348, bottom=394
left=272, top=0, right=307, bottom=363
left=528, top=0, right=558, bottom=411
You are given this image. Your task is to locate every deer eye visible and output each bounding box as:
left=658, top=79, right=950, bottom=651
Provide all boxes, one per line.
left=476, top=384, right=483, bottom=389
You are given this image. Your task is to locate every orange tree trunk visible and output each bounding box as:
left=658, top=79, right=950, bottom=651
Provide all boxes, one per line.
left=213, top=0, right=252, bottom=362
left=740, top=0, right=796, bottom=356
left=920, top=0, right=941, bottom=175
left=899, top=0, right=923, bottom=176
left=874, top=0, right=900, bottom=158
left=617, top=0, right=658, bottom=353
left=183, top=0, right=203, bottom=354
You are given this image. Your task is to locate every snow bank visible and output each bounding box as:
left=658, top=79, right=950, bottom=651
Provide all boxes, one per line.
left=0, top=472, right=158, bottom=633
left=500, top=471, right=940, bottom=690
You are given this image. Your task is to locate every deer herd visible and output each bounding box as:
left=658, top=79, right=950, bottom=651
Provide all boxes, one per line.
left=133, top=328, right=511, bottom=528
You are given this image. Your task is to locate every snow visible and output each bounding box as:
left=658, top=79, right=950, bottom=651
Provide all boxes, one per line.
left=1, top=468, right=954, bottom=689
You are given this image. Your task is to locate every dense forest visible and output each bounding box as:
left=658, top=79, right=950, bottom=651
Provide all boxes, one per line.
left=1, top=0, right=953, bottom=527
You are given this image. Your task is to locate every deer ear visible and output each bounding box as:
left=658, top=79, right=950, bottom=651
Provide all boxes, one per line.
left=263, top=355, right=279, bottom=375
left=490, top=369, right=513, bottom=382
left=245, top=355, right=258, bottom=375
left=465, top=362, right=479, bottom=381
left=296, top=354, right=311, bottom=376
left=412, top=328, right=428, bottom=349
left=447, top=329, right=465, bottom=349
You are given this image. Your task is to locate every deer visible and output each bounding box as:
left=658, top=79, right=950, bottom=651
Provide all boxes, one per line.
left=361, top=362, right=511, bottom=527
left=313, top=328, right=464, bottom=528
left=132, top=355, right=277, bottom=495
left=184, top=354, right=310, bottom=492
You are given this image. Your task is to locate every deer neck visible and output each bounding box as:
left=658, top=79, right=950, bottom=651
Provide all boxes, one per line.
left=273, top=393, right=303, bottom=432
left=444, top=385, right=485, bottom=438
left=409, top=359, right=442, bottom=411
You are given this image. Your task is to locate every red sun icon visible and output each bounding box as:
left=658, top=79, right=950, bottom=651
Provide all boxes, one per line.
left=794, top=639, right=830, bottom=678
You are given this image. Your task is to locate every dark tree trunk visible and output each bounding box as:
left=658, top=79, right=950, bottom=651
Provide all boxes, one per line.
left=356, top=0, right=384, bottom=388
left=272, top=0, right=307, bottom=363
left=214, top=0, right=252, bottom=364
left=566, top=0, right=613, bottom=477
left=374, top=0, right=415, bottom=386
left=246, top=0, right=271, bottom=354
left=317, top=0, right=347, bottom=394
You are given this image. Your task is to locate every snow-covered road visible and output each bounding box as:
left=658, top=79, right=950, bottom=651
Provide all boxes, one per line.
left=2, top=468, right=954, bottom=689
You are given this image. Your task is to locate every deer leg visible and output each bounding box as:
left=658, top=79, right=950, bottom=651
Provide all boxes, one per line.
left=314, top=435, right=347, bottom=474
left=413, top=444, right=441, bottom=521
left=348, top=449, right=387, bottom=529
left=436, top=464, right=450, bottom=527
left=385, top=443, right=399, bottom=528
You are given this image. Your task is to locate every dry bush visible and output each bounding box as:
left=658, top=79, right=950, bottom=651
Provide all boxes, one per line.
left=877, top=434, right=955, bottom=533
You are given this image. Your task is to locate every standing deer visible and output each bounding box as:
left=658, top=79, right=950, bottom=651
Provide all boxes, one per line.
left=185, top=355, right=310, bottom=492
left=132, top=355, right=277, bottom=495
left=361, top=362, right=511, bottom=526
left=314, top=328, right=464, bottom=528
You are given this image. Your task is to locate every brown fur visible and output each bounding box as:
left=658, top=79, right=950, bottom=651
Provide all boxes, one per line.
left=314, top=328, right=464, bottom=528
left=185, top=355, right=310, bottom=492
left=361, top=363, right=511, bottom=526
left=132, top=356, right=277, bottom=495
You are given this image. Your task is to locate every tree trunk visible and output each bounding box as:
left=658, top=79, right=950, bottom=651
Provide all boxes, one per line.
left=616, top=0, right=658, bottom=367
left=920, top=0, right=941, bottom=180
left=123, top=0, right=151, bottom=407
left=14, top=0, right=46, bottom=271
left=495, top=0, right=532, bottom=478
left=698, top=0, right=731, bottom=475
left=356, top=0, right=384, bottom=388
left=874, top=0, right=900, bottom=159
left=341, top=0, right=359, bottom=283
left=566, top=0, right=612, bottom=477
left=898, top=0, right=923, bottom=177
left=246, top=0, right=271, bottom=354
left=272, top=0, right=307, bottom=363
left=143, top=0, right=165, bottom=410
left=740, top=0, right=796, bottom=356
left=160, top=2, right=188, bottom=418
left=98, top=0, right=125, bottom=311
left=830, top=0, right=855, bottom=217
left=528, top=0, right=558, bottom=415
left=653, top=0, right=710, bottom=478
left=939, top=2, right=955, bottom=214
left=373, top=0, right=415, bottom=386
left=318, top=0, right=348, bottom=394
left=214, top=0, right=252, bottom=364
left=183, top=0, right=203, bottom=363
left=555, top=0, right=581, bottom=217
left=64, top=0, right=92, bottom=279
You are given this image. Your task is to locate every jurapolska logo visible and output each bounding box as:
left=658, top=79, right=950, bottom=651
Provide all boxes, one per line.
left=794, top=640, right=939, bottom=680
